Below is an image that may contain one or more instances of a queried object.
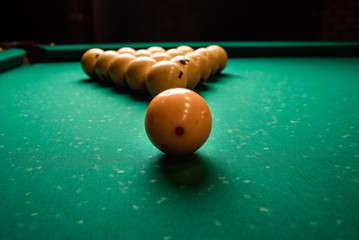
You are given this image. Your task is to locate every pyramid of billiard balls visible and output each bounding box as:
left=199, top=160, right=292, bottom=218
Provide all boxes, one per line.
left=81, top=45, right=228, bottom=98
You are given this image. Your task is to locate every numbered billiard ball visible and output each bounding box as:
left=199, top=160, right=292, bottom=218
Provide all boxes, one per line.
left=196, top=48, right=219, bottom=78
left=166, top=48, right=184, bottom=58
left=94, top=50, right=119, bottom=82
left=81, top=48, right=104, bottom=79
left=171, top=55, right=200, bottom=90
left=134, top=49, right=152, bottom=57
left=145, top=88, right=212, bottom=155
left=194, top=48, right=212, bottom=82
left=147, top=46, right=166, bottom=54
left=205, top=48, right=220, bottom=76
left=207, top=45, right=228, bottom=74
left=108, top=53, right=136, bottom=87
left=117, top=47, right=136, bottom=55
left=177, top=45, right=194, bottom=54
left=146, top=60, right=187, bottom=97
left=151, top=52, right=172, bottom=62
left=126, top=56, right=157, bottom=93
left=185, top=51, right=211, bottom=83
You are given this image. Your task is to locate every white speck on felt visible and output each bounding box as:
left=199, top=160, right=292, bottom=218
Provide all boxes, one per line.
left=77, top=220, right=84, bottom=224
left=156, top=197, right=167, bottom=204
left=31, top=212, right=38, bottom=217
left=132, top=205, right=139, bottom=210
left=243, top=194, right=251, bottom=199
left=259, top=207, right=269, bottom=212
left=214, top=220, right=222, bottom=226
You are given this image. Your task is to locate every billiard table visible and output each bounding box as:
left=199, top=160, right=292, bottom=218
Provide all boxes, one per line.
left=1, top=42, right=359, bottom=240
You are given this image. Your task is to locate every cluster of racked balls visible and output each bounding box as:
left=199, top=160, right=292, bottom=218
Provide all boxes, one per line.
left=81, top=45, right=228, bottom=98
left=81, top=45, right=227, bottom=155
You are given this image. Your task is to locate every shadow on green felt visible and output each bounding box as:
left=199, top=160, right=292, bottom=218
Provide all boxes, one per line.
left=79, top=77, right=152, bottom=102
left=78, top=74, right=235, bottom=103
left=157, top=153, right=208, bottom=188
left=81, top=77, right=98, bottom=83
left=205, top=72, right=232, bottom=83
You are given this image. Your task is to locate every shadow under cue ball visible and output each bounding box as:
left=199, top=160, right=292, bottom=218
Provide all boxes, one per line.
left=145, top=88, right=212, bottom=156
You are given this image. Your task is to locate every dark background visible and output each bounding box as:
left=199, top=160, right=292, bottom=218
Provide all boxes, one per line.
left=1, top=0, right=359, bottom=44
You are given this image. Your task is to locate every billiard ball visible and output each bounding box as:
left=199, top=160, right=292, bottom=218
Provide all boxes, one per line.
left=196, top=48, right=219, bottom=78
left=177, top=45, right=194, bottom=54
left=166, top=48, right=184, bottom=58
left=145, top=88, right=212, bottom=155
left=207, top=45, right=228, bottom=74
left=150, top=52, right=172, bottom=62
left=108, top=53, right=136, bottom=87
left=94, top=50, right=119, bottom=82
left=194, top=49, right=212, bottom=82
left=171, top=55, right=200, bottom=90
left=125, top=56, right=157, bottom=93
left=117, top=47, right=136, bottom=55
left=146, top=60, right=187, bottom=97
left=81, top=48, right=104, bottom=79
left=185, top=51, right=211, bottom=83
left=134, top=49, right=152, bottom=57
left=147, top=46, right=166, bottom=54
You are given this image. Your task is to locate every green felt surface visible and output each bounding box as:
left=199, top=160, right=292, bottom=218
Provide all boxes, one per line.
left=1, top=56, right=359, bottom=240
left=0, top=48, right=25, bottom=73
